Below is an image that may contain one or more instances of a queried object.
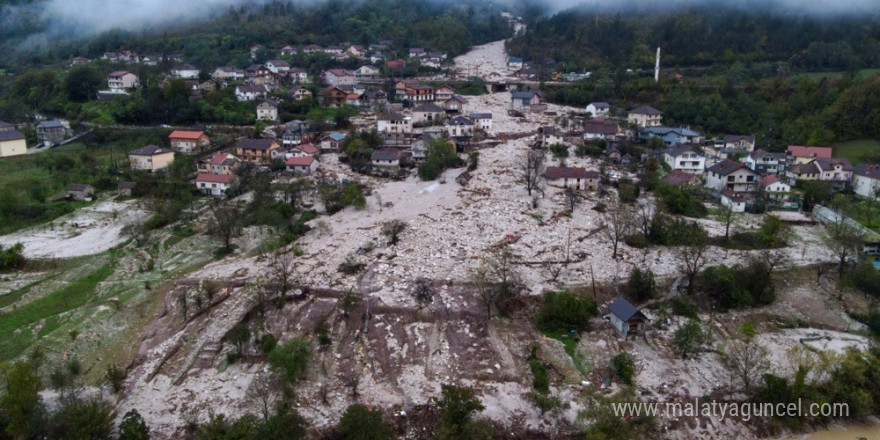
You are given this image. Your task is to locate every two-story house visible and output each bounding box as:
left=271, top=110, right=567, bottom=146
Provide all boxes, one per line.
left=760, top=175, right=791, bottom=201
left=196, top=173, right=235, bottom=197
left=745, top=149, right=787, bottom=175
left=322, top=69, right=356, bottom=87
left=584, top=119, right=621, bottom=141
left=108, top=71, right=139, bottom=90
left=371, top=149, right=402, bottom=169
left=785, top=161, right=820, bottom=182
left=265, top=60, right=290, bottom=74
left=129, top=145, right=175, bottom=172
left=447, top=116, right=476, bottom=138
left=256, top=99, right=280, bottom=121
left=212, top=66, right=245, bottom=81
left=853, top=165, right=880, bottom=199
left=705, top=159, right=759, bottom=193
left=640, top=126, right=701, bottom=146
left=511, top=92, right=541, bottom=112
left=171, top=64, right=200, bottom=79
left=585, top=102, right=610, bottom=118
left=378, top=112, right=413, bottom=134
left=285, top=156, right=319, bottom=174
left=413, top=103, right=446, bottom=125
left=282, top=120, right=309, bottom=146
left=814, top=158, right=854, bottom=189
left=236, top=138, right=279, bottom=164
left=0, top=122, right=27, bottom=157
left=197, top=152, right=240, bottom=175
left=627, top=106, right=662, bottom=127
left=36, top=120, right=67, bottom=147
left=663, top=144, right=705, bottom=174
left=720, top=134, right=756, bottom=152
left=469, top=113, right=492, bottom=131
left=169, top=130, right=210, bottom=154
left=235, top=85, right=269, bottom=102
left=545, top=167, right=600, bottom=191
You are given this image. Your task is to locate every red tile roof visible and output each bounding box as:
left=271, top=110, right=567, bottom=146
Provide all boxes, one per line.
left=545, top=166, right=588, bottom=180
left=296, top=144, right=318, bottom=155
left=169, top=130, right=205, bottom=140
left=787, top=145, right=831, bottom=159
left=285, top=156, right=315, bottom=166
left=196, top=173, right=235, bottom=183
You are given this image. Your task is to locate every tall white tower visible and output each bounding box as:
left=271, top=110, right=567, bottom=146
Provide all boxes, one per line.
left=654, top=47, right=661, bottom=82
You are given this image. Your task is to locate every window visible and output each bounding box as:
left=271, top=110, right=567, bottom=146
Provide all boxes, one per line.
left=727, top=176, right=735, bottom=182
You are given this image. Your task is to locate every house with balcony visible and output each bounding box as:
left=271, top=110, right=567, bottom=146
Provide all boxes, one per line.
left=705, top=159, right=759, bottom=194
left=108, top=71, right=139, bottom=90
left=627, top=106, right=662, bottom=127
left=236, top=138, right=279, bottom=164
left=196, top=173, right=235, bottom=197
left=745, top=149, right=787, bottom=175
left=663, top=144, right=705, bottom=174
left=814, top=158, right=854, bottom=190
left=168, top=130, right=210, bottom=154
left=640, top=126, right=701, bottom=146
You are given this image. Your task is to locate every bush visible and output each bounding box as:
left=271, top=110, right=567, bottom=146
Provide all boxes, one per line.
left=655, top=184, right=707, bottom=218
left=268, top=336, right=312, bottom=383
left=536, top=291, right=598, bottom=333
left=549, top=143, right=569, bottom=158
left=702, top=260, right=776, bottom=310
left=0, top=243, right=26, bottom=272
left=611, top=352, right=635, bottom=385
left=259, top=333, right=278, bottom=354
left=623, top=234, right=648, bottom=248
left=672, top=320, right=706, bottom=358
left=337, top=404, right=395, bottom=440
left=670, top=298, right=699, bottom=320
left=530, top=359, right=549, bottom=393
left=626, top=267, right=656, bottom=303
left=105, top=365, right=126, bottom=393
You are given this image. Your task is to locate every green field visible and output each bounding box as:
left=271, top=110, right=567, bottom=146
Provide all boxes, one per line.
left=833, top=139, right=880, bottom=164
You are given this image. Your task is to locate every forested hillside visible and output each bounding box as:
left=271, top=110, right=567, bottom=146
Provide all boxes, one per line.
left=507, top=8, right=880, bottom=71
left=0, top=0, right=512, bottom=68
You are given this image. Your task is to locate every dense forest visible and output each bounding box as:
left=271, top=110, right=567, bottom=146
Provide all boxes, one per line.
left=507, top=8, right=880, bottom=71
left=0, top=0, right=512, bottom=69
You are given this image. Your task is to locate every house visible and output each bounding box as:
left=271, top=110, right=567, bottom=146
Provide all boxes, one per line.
left=745, top=149, right=787, bottom=175
left=585, top=102, right=610, bottom=118
left=129, top=145, right=175, bottom=172
left=140, top=55, right=161, bottom=66
left=721, top=189, right=748, bottom=213
left=36, top=120, right=67, bottom=147
left=785, top=161, right=820, bottom=182
left=705, top=159, right=759, bottom=193
left=346, top=45, right=366, bottom=58
left=198, top=152, right=240, bottom=175
left=288, top=67, right=309, bottom=84
left=583, top=119, right=621, bottom=141
left=318, top=86, right=348, bottom=107
left=853, top=165, right=880, bottom=199
left=469, top=113, right=492, bottom=131
left=386, top=59, right=406, bottom=69
left=354, top=65, right=381, bottom=80
left=282, top=120, right=309, bottom=146
left=71, top=56, right=90, bottom=66
left=640, top=126, right=702, bottom=146
left=511, top=92, right=541, bottom=112
left=323, top=45, right=343, bottom=55
left=118, top=181, right=136, bottom=196
left=760, top=175, right=791, bottom=201
left=507, top=57, right=524, bottom=70
left=435, top=85, right=455, bottom=102
left=212, top=66, right=244, bottom=82
left=408, top=48, right=425, bottom=58
left=256, top=99, right=280, bottom=121
left=196, top=173, right=236, bottom=197
left=378, top=112, right=413, bottom=134
left=168, top=130, right=210, bottom=154
left=302, top=44, right=322, bottom=53
left=787, top=145, right=832, bottom=164
left=320, top=132, right=347, bottom=152
left=235, top=85, right=269, bottom=102
left=447, top=116, right=476, bottom=138
left=413, top=103, right=446, bottom=124
left=606, top=297, right=648, bottom=338
left=404, top=85, right=434, bottom=103
left=663, top=144, right=705, bottom=174
left=108, top=71, right=139, bottom=90
left=279, top=45, right=298, bottom=56
left=442, top=95, right=468, bottom=114
left=66, top=184, right=94, bottom=201
left=661, top=170, right=702, bottom=187
left=291, top=143, right=319, bottom=157
left=289, top=87, right=313, bottom=101
left=322, top=69, right=356, bottom=87
left=703, top=144, right=750, bottom=167
left=265, top=60, right=290, bottom=74
left=627, top=106, right=662, bottom=128
left=541, top=127, right=564, bottom=147
left=371, top=149, right=402, bottom=169
left=720, top=135, right=756, bottom=152
left=245, top=64, right=273, bottom=83
left=285, top=156, right=319, bottom=174
left=236, top=138, right=279, bottom=164
left=362, top=89, right=388, bottom=110
left=545, top=167, right=600, bottom=191
left=814, top=158, right=854, bottom=189
left=0, top=122, right=26, bottom=157
left=171, top=64, right=200, bottom=79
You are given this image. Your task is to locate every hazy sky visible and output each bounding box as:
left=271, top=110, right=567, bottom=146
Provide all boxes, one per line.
left=7, top=0, right=880, bottom=43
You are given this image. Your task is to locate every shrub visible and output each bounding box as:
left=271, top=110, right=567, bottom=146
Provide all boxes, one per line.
left=268, top=336, right=312, bottom=383
left=655, top=184, right=707, bottom=218
left=611, top=352, right=635, bottom=385
left=259, top=333, right=278, bottom=354
left=549, top=143, right=569, bottom=158
left=0, top=243, right=26, bottom=272
left=670, top=298, right=699, bottom=320
left=672, top=320, right=706, bottom=358
left=337, top=404, right=395, bottom=440
left=626, top=267, right=656, bottom=303
left=536, top=291, right=598, bottom=332
left=530, top=359, right=549, bottom=393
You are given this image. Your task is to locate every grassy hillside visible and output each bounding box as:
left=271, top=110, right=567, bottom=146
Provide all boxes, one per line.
left=833, top=139, right=880, bottom=164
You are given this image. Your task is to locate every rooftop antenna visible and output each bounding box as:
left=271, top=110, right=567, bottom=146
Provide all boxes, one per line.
left=654, top=47, right=661, bottom=83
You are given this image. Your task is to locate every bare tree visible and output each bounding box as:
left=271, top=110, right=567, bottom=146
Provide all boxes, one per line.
left=246, top=372, right=282, bottom=421
left=601, top=201, right=635, bottom=259
left=470, top=245, right=524, bottom=320
left=519, top=149, right=545, bottom=197
left=718, top=202, right=738, bottom=241
left=412, top=277, right=434, bottom=309
left=722, top=337, right=770, bottom=394
left=268, top=251, right=298, bottom=300
left=283, top=178, right=312, bottom=209
left=563, top=187, right=582, bottom=212
left=679, top=235, right=709, bottom=295
left=636, top=200, right=654, bottom=239
left=470, top=264, right=498, bottom=320
left=209, top=202, right=242, bottom=253
left=381, top=220, right=407, bottom=246
left=820, top=216, right=865, bottom=274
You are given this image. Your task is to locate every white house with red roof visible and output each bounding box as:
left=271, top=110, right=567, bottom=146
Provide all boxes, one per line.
left=291, top=144, right=319, bottom=158
left=168, top=130, right=210, bottom=154
left=285, top=156, right=318, bottom=174
left=196, top=173, right=236, bottom=197
left=108, top=71, right=139, bottom=90
left=760, top=175, right=791, bottom=201
left=198, top=152, right=241, bottom=175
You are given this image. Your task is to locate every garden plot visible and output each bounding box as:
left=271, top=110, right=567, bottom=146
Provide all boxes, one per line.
left=0, top=199, right=148, bottom=258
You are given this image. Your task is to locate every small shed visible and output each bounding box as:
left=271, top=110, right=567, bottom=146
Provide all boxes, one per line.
left=118, top=181, right=136, bottom=196
left=67, top=183, right=95, bottom=201
left=607, top=297, right=648, bottom=338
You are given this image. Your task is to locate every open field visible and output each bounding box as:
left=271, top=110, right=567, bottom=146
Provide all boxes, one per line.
left=833, top=138, right=880, bottom=164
